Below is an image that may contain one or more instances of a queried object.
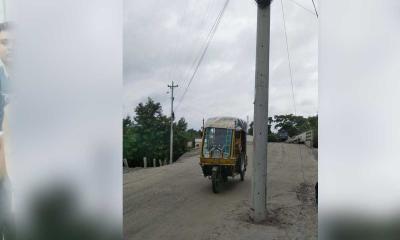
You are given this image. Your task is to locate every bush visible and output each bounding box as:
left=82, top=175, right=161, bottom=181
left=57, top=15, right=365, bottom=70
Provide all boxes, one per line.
left=123, top=98, right=198, bottom=167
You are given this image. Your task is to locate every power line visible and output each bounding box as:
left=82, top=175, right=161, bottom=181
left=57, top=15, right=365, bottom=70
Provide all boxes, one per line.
left=280, top=0, right=297, bottom=115
left=177, top=0, right=228, bottom=109
left=281, top=0, right=307, bottom=187
left=311, top=0, right=318, bottom=18
left=175, top=0, right=230, bottom=111
left=177, top=0, right=215, bottom=89
left=167, top=0, right=214, bottom=89
left=286, top=0, right=317, bottom=17
left=178, top=0, right=222, bottom=91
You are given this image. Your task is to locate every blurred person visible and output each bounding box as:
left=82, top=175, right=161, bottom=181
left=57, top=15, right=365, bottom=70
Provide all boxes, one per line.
left=0, top=21, right=14, bottom=240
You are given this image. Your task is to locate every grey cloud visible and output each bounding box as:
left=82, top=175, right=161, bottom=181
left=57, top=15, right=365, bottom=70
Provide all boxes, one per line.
left=124, top=0, right=318, bottom=129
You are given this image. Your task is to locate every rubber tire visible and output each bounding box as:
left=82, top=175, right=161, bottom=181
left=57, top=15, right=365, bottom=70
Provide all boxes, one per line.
left=222, top=174, right=228, bottom=182
left=239, top=156, right=245, bottom=181
left=212, top=170, right=220, bottom=193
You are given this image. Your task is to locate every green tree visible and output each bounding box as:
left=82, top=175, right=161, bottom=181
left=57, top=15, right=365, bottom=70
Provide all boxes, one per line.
left=273, top=114, right=309, bottom=137
left=123, top=116, right=138, bottom=164
left=273, top=114, right=318, bottom=146
left=173, top=118, right=189, bottom=160
left=123, top=98, right=197, bottom=167
left=134, top=98, right=168, bottom=165
left=247, top=118, right=278, bottom=141
left=236, top=114, right=317, bottom=144
left=186, top=128, right=201, bottom=148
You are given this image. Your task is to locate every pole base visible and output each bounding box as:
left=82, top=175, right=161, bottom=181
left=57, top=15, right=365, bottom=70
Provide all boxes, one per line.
left=250, top=208, right=267, bottom=223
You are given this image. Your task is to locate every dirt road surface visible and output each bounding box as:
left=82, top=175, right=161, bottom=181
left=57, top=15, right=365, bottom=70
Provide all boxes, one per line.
left=124, top=142, right=317, bottom=239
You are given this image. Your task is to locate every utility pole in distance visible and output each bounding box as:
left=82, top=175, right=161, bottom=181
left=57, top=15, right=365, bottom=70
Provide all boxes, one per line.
left=168, top=81, right=178, bottom=165
left=251, top=0, right=271, bottom=223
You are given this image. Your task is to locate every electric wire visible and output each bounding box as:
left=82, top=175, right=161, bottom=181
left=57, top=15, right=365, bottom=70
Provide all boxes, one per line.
left=175, top=0, right=230, bottom=111
left=280, top=0, right=297, bottom=116
left=178, top=0, right=222, bottom=91
left=168, top=1, right=214, bottom=88
left=177, top=0, right=215, bottom=89
left=280, top=0, right=318, bottom=223
left=286, top=0, right=317, bottom=17
left=280, top=0, right=307, bottom=187
left=175, top=1, right=212, bottom=88
left=311, top=0, right=318, bottom=18
left=176, top=0, right=228, bottom=110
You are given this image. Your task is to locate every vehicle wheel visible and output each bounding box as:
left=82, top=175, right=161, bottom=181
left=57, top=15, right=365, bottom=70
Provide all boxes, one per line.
left=240, top=158, right=245, bottom=181
left=222, top=174, right=228, bottom=182
left=212, top=170, right=220, bottom=193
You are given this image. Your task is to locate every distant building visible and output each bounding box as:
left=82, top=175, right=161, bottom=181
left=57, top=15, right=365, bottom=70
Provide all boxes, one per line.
left=194, top=138, right=202, bottom=149
left=286, top=130, right=313, bottom=147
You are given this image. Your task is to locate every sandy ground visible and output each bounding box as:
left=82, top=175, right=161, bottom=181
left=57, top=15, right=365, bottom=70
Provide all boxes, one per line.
left=124, top=142, right=317, bottom=240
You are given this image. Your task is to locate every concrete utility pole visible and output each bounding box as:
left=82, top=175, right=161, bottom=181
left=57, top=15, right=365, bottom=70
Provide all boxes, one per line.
left=251, top=0, right=271, bottom=223
left=168, top=81, right=178, bottom=164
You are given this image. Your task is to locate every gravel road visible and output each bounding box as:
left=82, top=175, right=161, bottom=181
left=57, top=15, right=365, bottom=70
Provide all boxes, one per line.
left=124, top=142, right=317, bottom=240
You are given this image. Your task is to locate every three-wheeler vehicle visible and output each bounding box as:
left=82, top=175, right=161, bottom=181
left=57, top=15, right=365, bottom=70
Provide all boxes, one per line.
left=199, top=117, right=248, bottom=193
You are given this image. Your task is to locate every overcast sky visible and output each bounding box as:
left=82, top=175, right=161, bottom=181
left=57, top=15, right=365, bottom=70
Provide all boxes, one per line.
left=124, top=0, right=318, bottom=130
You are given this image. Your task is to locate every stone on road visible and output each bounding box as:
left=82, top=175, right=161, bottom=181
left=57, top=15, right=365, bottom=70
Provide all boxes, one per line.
left=124, top=142, right=317, bottom=239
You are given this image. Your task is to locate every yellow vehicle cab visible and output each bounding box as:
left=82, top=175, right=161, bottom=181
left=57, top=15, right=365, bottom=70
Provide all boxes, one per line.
left=199, top=117, right=247, bottom=193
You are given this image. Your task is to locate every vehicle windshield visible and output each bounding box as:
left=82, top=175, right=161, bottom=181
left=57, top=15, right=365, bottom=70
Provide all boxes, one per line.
left=202, top=127, right=232, bottom=158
